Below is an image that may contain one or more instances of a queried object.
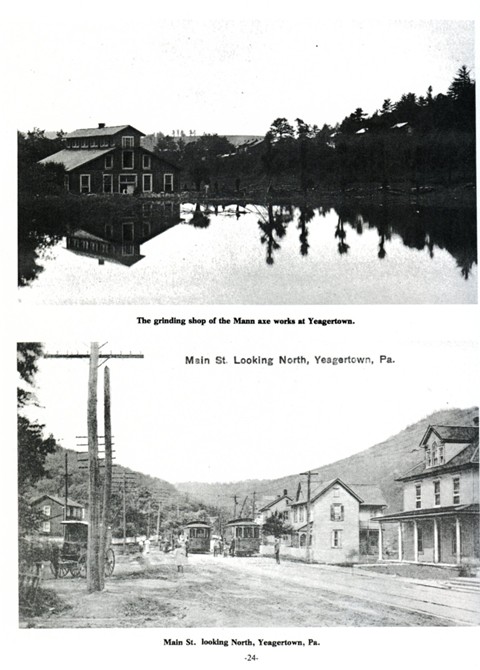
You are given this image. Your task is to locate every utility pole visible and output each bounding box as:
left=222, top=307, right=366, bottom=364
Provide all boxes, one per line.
left=44, top=346, right=144, bottom=592
left=300, top=470, right=318, bottom=563
left=87, top=343, right=101, bottom=592
left=63, top=452, right=69, bottom=537
left=98, top=365, right=112, bottom=591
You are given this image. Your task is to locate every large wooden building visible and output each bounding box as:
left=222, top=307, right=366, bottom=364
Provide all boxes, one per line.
left=376, top=423, right=479, bottom=565
left=30, top=494, right=86, bottom=537
left=39, top=124, right=179, bottom=195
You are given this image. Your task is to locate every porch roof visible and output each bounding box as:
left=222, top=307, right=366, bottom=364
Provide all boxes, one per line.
left=376, top=503, right=479, bottom=523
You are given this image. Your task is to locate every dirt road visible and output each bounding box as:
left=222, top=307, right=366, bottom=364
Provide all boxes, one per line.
left=23, top=552, right=480, bottom=628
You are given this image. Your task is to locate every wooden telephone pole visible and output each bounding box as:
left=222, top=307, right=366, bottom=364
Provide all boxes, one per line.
left=300, top=470, right=318, bottom=563
left=45, top=345, right=143, bottom=592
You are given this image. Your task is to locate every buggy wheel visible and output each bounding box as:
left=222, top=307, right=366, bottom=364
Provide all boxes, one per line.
left=69, top=561, right=81, bottom=577
left=104, top=548, right=115, bottom=577
left=57, top=563, right=69, bottom=578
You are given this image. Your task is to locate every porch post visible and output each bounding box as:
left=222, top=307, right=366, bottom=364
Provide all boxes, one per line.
left=398, top=522, right=403, bottom=561
left=413, top=520, right=418, bottom=562
left=455, top=516, right=461, bottom=564
left=378, top=523, right=383, bottom=560
left=433, top=517, right=439, bottom=563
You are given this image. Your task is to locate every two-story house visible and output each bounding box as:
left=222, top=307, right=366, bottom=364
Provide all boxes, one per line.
left=31, top=494, right=86, bottom=537
left=289, top=478, right=386, bottom=562
left=39, top=124, right=179, bottom=195
left=255, top=489, right=291, bottom=526
left=376, top=423, right=479, bottom=564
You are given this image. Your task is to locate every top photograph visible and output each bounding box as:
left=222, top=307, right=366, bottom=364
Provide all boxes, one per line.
left=17, top=19, right=476, bottom=305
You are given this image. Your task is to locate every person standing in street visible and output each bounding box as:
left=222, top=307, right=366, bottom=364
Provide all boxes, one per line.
left=274, top=537, right=281, bottom=564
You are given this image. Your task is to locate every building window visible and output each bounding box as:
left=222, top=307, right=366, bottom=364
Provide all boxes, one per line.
left=143, top=174, right=152, bottom=193
left=123, top=222, right=134, bottom=242
left=119, top=174, right=137, bottom=194
left=122, top=136, right=134, bottom=148
left=42, top=505, right=51, bottom=516
left=105, top=155, right=113, bottom=169
left=72, top=140, right=79, bottom=148
left=142, top=154, right=151, bottom=169
left=80, top=174, right=91, bottom=194
left=100, top=138, right=109, bottom=147
left=42, top=521, right=51, bottom=533
left=293, top=508, right=298, bottom=523
left=434, top=481, right=441, bottom=506
left=283, top=510, right=289, bottom=521
left=81, top=139, right=88, bottom=148
left=438, top=445, right=444, bottom=465
left=426, top=448, right=431, bottom=467
left=417, top=527, right=423, bottom=553
left=91, top=139, right=98, bottom=147
left=105, top=223, right=113, bottom=239
left=332, top=530, right=342, bottom=548
left=453, top=478, right=460, bottom=505
left=432, top=442, right=438, bottom=466
left=415, top=484, right=422, bottom=509
left=103, top=174, right=113, bottom=194
left=330, top=503, right=344, bottom=521
left=164, top=173, right=174, bottom=192
left=299, top=506, right=305, bottom=523
left=333, top=486, right=340, bottom=498
left=122, top=151, right=134, bottom=169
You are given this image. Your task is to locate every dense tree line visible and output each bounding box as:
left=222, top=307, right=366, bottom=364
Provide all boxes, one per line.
left=18, top=66, right=475, bottom=196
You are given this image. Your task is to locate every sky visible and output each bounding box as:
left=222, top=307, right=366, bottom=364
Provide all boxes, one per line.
left=9, top=14, right=475, bottom=136
left=20, top=333, right=478, bottom=485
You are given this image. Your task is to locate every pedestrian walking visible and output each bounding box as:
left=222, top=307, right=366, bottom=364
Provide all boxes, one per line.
left=274, top=537, right=281, bottom=564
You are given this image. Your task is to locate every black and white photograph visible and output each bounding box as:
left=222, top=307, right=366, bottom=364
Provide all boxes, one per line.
left=15, top=17, right=476, bottom=304
left=16, top=337, right=479, bottom=628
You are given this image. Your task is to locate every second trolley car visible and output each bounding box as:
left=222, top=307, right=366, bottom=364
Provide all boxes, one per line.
left=224, top=518, right=261, bottom=556
left=183, top=521, right=212, bottom=553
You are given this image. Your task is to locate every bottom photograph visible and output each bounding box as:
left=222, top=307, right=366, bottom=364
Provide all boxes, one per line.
left=17, top=342, right=479, bottom=628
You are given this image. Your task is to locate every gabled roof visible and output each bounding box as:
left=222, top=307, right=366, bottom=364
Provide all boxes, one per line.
left=292, top=478, right=386, bottom=507
left=66, top=125, right=145, bottom=138
left=257, top=494, right=292, bottom=513
left=39, top=148, right=113, bottom=171
left=420, top=424, right=479, bottom=445
left=399, top=424, right=479, bottom=481
left=30, top=494, right=84, bottom=508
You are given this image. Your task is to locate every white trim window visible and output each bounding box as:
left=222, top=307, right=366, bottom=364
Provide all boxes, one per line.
left=453, top=477, right=460, bottom=505
left=118, top=174, right=137, bottom=194
left=142, top=154, right=151, bottom=169
left=104, top=155, right=113, bottom=169
left=81, top=139, right=88, bottom=148
left=331, top=530, right=342, bottom=548
left=164, top=173, right=174, bottom=192
left=143, top=174, right=153, bottom=193
left=415, top=483, right=422, bottom=509
left=91, top=138, right=98, bottom=147
left=42, top=505, right=51, bottom=516
left=433, top=480, right=441, bottom=506
left=122, top=151, right=134, bottom=169
left=122, top=136, right=134, bottom=148
left=80, top=174, right=91, bottom=194
left=42, top=521, right=51, bottom=533
left=72, top=140, right=80, bottom=148
left=103, top=174, right=113, bottom=194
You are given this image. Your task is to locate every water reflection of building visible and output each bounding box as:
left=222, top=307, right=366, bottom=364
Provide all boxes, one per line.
left=66, top=202, right=181, bottom=266
left=40, top=124, right=180, bottom=195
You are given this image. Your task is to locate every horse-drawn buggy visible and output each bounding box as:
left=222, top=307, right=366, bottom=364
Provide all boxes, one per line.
left=50, top=520, right=115, bottom=578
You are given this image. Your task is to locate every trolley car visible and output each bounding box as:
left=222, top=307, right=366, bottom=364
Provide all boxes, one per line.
left=183, top=521, right=212, bottom=553
left=224, top=518, right=261, bottom=556
left=50, top=520, right=115, bottom=578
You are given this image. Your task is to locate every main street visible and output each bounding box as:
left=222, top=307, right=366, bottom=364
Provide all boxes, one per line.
left=23, top=551, right=480, bottom=628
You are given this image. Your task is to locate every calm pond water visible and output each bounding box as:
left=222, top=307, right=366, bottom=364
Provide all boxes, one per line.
left=18, top=200, right=477, bottom=304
